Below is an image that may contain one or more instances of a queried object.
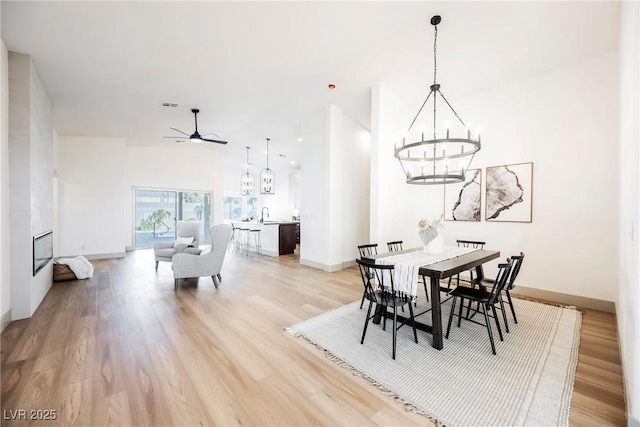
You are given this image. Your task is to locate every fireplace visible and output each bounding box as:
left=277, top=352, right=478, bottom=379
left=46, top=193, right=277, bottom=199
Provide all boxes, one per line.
left=33, top=230, right=53, bottom=276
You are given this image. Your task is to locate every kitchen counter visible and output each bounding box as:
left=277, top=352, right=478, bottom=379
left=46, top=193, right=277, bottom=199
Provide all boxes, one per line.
left=232, top=221, right=298, bottom=256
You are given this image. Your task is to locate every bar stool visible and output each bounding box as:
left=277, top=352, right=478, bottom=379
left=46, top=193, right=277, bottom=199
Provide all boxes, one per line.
left=235, top=228, right=250, bottom=255
left=248, top=229, right=262, bottom=257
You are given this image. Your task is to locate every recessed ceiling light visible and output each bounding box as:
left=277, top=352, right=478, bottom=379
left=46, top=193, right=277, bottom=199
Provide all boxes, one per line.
left=328, top=83, right=336, bottom=89
left=263, top=150, right=268, bottom=154
left=298, top=137, right=303, bottom=142
left=290, top=161, right=295, bottom=164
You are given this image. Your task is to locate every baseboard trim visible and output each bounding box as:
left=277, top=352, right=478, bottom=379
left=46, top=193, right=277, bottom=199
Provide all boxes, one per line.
left=513, top=286, right=615, bottom=313
left=342, top=260, right=356, bottom=269
left=323, top=263, right=342, bottom=273
left=300, top=258, right=325, bottom=270
left=300, top=259, right=356, bottom=272
left=58, top=252, right=126, bottom=261
left=1, top=308, right=11, bottom=333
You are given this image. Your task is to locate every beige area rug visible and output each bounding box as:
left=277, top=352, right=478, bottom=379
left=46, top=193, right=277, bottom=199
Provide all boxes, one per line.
left=286, top=298, right=581, bottom=427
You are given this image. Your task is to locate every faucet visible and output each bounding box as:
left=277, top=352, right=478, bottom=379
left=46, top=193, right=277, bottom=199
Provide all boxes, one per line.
left=260, top=207, right=270, bottom=223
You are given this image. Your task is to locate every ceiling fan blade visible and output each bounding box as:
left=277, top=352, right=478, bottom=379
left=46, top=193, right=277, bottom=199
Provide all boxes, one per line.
left=201, top=132, right=220, bottom=138
left=200, top=137, right=228, bottom=145
left=169, top=127, right=190, bottom=136
left=163, top=136, right=188, bottom=139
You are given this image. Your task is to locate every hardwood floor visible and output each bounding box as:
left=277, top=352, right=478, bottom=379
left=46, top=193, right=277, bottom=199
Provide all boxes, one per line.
left=1, top=249, right=627, bottom=426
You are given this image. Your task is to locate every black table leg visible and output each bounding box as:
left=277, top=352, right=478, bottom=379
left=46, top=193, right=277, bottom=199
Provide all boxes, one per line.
left=372, top=304, right=383, bottom=324
left=430, top=276, right=443, bottom=350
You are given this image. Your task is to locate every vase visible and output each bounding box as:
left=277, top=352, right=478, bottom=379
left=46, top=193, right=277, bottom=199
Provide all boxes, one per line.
left=423, top=234, right=444, bottom=254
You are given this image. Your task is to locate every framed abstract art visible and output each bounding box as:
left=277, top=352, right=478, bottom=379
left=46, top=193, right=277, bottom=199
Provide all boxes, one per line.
left=444, top=169, right=481, bottom=222
left=485, top=162, right=533, bottom=222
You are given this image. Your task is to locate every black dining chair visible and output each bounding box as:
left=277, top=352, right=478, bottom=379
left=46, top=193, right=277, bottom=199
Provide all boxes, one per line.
left=446, top=258, right=513, bottom=355
left=356, top=258, right=418, bottom=360
left=357, top=243, right=378, bottom=258
left=387, top=241, right=403, bottom=252
left=357, top=244, right=379, bottom=309
left=474, top=252, right=525, bottom=327
left=440, top=240, right=487, bottom=301
left=386, top=240, right=430, bottom=303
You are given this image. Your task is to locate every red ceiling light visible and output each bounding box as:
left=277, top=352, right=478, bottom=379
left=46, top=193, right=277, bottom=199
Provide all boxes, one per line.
left=328, top=83, right=336, bottom=89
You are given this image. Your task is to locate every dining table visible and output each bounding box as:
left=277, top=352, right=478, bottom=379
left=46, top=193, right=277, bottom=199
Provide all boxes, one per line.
left=363, top=247, right=500, bottom=350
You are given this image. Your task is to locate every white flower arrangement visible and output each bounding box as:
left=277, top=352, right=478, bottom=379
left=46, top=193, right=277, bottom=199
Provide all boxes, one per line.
left=418, top=214, right=444, bottom=245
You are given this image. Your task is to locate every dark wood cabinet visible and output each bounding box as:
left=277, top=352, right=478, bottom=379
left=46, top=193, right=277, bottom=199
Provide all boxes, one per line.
left=279, top=223, right=297, bottom=255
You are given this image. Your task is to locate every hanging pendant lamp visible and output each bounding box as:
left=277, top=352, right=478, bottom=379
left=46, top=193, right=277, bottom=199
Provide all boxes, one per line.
left=260, top=138, right=275, bottom=195
left=394, top=15, right=481, bottom=185
left=241, top=146, right=254, bottom=196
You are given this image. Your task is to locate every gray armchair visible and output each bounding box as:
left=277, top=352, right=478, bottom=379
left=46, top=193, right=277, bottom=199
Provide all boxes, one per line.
left=153, top=221, right=202, bottom=270
left=172, top=224, right=233, bottom=291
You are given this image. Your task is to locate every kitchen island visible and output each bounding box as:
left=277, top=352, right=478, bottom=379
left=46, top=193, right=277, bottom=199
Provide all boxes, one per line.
left=231, top=221, right=298, bottom=256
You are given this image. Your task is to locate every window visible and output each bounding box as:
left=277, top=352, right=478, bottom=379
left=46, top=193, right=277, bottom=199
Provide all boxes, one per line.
left=134, top=189, right=212, bottom=249
left=223, top=197, right=242, bottom=222
left=223, top=195, right=260, bottom=222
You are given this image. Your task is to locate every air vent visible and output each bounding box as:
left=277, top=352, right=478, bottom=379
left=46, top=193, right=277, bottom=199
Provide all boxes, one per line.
left=160, top=102, right=179, bottom=108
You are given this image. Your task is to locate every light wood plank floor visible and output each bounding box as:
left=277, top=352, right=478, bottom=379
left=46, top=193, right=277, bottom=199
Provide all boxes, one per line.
left=1, top=249, right=627, bottom=426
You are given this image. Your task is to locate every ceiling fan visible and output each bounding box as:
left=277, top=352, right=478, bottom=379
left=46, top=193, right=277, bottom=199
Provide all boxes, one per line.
left=164, top=109, right=228, bottom=145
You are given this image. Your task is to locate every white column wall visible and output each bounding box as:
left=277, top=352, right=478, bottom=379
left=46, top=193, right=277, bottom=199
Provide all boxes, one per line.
left=0, top=38, right=9, bottom=329
left=325, top=105, right=343, bottom=270
left=124, top=143, right=225, bottom=247
left=340, top=112, right=371, bottom=264
left=8, top=52, right=53, bottom=320
left=300, top=105, right=370, bottom=270
left=56, top=137, right=126, bottom=258
left=617, top=0, right=640, bottom=422
left=372, top=51, right=618, bottom=302
left=300, top=109, right=326, bottom=268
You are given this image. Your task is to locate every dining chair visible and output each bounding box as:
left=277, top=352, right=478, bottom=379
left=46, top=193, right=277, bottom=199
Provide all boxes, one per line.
left=445, top=258, right=513, bottom=355
left=475, top=252, right=525, bottom=326
left=356, top=258, right=418, bottom=360
left=386, top=240, right=430, bottom=303
left=443, top=239, right=486, bottom=293
left=357, top=244, right=379, bottom=309
left=357, top=243, right=378, bottom=258
left=387, top=241, right=403, bottom=252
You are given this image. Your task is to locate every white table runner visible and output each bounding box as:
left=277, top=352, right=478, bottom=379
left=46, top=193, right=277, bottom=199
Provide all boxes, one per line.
left=377, top=247, right=478, bottom=298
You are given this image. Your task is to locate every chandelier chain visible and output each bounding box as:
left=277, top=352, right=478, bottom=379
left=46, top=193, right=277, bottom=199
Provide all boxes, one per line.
left=433, top=25, right=438, bottom=85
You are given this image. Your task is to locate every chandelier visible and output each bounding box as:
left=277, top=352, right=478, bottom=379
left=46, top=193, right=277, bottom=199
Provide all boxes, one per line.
left=260, top=138, right=275, bottom=194
left=394, top=15, right=481, bottom=185
left=240, top=146, right=254, bottom=196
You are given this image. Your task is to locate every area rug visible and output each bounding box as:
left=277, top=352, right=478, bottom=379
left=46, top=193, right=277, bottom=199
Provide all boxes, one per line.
left=286, top=298, right=581, bottom=427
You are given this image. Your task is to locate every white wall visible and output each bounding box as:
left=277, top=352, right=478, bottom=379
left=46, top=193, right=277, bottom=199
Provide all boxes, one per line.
left=56, top=137, right=126, bottom=257
left=300, top=105, right=371, bottom=270
left=339, top=110, right=371, bottom=264
left=371, top=83, right=442, bottom=251
left=617, top=1, right=640, bottom=423
left=372, top=51, right=619, bottom=303
left=0, top=38, right=10, bottom=329
left=125, top=143, right=225, bottom=247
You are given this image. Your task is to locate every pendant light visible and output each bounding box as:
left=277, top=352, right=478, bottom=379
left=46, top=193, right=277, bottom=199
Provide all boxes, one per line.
left=394, top=15, right=481, bottom=185
left=241, top=146, right=254, bottom=196
left=260, top=138, right=275, bottom=194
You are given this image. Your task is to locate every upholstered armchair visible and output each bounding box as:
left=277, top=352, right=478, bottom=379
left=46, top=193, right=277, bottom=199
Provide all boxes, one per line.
left=153, top=221, right=202, bottom=270
left=172, top=224, right=233, bottom=291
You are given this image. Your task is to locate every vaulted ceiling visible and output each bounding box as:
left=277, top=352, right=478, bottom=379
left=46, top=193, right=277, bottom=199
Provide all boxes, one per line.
left=1, top=1, right=620, bottom=169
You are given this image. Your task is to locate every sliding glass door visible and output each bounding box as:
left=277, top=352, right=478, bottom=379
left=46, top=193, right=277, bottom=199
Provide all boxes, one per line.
left=134, top=189, right=211, bottom=249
